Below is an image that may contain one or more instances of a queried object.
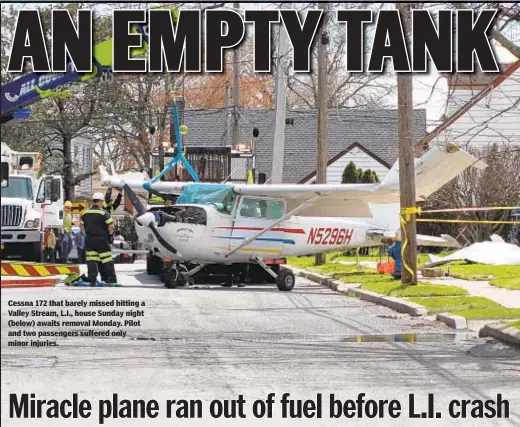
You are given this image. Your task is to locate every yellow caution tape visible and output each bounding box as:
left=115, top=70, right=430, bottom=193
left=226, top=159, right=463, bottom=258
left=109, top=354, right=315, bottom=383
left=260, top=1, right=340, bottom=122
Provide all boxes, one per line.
left=416, top=219, right=520, bottom=225
left=421, top=206, right=519, bottom=214
left=399, top=211, right=417, bottom=283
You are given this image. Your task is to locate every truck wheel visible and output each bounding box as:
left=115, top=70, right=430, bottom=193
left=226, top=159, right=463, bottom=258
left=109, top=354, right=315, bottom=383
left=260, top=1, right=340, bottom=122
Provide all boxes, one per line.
left=276, top=269, right=295, bottom=292
left=147, top=255, right=163, bottom=276
left=31, top=243, right=42, bottom=262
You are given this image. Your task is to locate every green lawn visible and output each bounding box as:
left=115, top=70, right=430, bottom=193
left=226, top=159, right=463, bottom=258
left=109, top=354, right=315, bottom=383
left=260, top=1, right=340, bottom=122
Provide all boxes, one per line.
left=506, top=320, right=520, bottom=330
left=444, top=263, right=520, bottom=290
left=286, top=252, right=339, bottom=269
left=361, top=281, right=468, bottom=298
left=407, top=296, right=520, bottom=320
left=288, top=250, right=443, bottom=270
left=286, top=255, right=520, bottom=322
left=310, top=262, right=468, bottom=297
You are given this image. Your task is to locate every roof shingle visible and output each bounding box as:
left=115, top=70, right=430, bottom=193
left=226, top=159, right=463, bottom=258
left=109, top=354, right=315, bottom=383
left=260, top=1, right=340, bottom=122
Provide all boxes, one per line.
left=182, top=108, right=427, bottom=183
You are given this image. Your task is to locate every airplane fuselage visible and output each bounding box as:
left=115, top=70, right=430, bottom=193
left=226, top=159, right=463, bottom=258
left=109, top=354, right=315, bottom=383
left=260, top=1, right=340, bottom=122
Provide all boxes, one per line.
left=136, top=203, right=382, bottom=264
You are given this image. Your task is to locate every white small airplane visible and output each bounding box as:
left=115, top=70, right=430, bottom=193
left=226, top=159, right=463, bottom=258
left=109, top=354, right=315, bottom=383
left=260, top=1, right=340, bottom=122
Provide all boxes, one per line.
left=100, top=145, right=486, bottom=291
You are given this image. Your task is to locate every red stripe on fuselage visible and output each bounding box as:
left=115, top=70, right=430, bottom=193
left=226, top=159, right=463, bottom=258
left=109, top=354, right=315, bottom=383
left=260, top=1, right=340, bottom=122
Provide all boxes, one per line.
left=216, top=226, right=305, bottom=234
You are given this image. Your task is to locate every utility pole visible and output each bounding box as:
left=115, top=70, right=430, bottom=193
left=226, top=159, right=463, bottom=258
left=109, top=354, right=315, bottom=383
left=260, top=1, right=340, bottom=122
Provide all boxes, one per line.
left=270, top=6, right=290, bottom=184
left=232, top=2, right=241, bottom=149
left=315, top=1, right=329, bottom=266
left=224, top=81, right=232, bottom=146
left=396, top=3, right=417, bottom=285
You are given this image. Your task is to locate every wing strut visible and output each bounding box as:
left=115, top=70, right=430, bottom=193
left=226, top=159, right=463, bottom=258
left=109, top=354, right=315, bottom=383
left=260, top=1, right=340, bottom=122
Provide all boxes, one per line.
left=225, top=195, right=322, bottom=258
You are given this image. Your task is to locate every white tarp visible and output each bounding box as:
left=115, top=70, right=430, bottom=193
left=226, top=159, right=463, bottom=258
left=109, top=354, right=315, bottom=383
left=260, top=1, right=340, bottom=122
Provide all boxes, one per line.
left=425, top=234, right=520, bottom=266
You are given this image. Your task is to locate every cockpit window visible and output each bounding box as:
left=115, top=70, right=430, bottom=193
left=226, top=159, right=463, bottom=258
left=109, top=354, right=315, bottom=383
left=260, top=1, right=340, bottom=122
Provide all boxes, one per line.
left=238, top=198, right=285, bottom=220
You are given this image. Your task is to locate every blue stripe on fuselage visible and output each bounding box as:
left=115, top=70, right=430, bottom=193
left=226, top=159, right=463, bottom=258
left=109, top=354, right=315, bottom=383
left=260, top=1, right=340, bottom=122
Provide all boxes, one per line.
left=214, top=236, right=295, bottom=245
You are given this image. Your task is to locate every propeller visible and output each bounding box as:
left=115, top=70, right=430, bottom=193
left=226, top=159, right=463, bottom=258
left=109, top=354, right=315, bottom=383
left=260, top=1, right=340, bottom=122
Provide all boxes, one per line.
left=123, top=183, right=179, bottom=256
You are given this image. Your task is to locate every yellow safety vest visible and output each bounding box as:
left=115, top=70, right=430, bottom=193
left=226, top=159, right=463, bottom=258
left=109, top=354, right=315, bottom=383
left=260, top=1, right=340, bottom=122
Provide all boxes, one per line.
left=149, top=169, right=164, bottom=204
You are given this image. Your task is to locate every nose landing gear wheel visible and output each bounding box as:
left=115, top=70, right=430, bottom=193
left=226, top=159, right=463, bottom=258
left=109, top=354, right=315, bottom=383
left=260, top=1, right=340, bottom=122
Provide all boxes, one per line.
left=276, top=269, right=295, bottom=292
left=164, top=264, right=201, bottom=289
left=163, top=267, right=179, bottom=289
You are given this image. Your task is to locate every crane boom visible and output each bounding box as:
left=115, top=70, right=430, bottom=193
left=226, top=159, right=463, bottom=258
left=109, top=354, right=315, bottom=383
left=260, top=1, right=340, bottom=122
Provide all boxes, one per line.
left=0, top=7, right=178, bottom=123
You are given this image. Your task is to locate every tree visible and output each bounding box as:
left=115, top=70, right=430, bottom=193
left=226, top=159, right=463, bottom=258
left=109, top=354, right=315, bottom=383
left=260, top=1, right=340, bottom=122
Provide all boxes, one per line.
left=341, top=162, right=359, bottom=183
left=91, top=73, right=175, bottom=172
left=361, top=169, right=378, bottom=183
left=341, top=162, right=380, bottom=184
left=286, top=3, right=395, bottom=109
left=182, top=40, right=275, bottom=109
left=449, top=2, right=520, bottom=60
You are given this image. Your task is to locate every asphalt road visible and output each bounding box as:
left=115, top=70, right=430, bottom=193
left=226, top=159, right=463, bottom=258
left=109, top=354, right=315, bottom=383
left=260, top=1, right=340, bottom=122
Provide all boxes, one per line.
left=2, top=263, right=520, bottom=427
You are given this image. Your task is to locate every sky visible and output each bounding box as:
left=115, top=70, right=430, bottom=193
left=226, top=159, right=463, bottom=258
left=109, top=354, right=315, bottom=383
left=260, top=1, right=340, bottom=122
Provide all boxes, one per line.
left=4, top=1, right=519, bottom=130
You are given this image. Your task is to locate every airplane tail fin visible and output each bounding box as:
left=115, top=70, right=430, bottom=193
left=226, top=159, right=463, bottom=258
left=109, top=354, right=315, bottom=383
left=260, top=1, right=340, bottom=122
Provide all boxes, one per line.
left=380, top=145, right=486, bottom=200
left=99, top=165, right=149, bottom=189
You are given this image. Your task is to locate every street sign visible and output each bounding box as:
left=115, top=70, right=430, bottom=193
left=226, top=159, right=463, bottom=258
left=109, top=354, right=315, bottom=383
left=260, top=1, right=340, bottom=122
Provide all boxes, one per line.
left=71, top=201, right=87, bottom=214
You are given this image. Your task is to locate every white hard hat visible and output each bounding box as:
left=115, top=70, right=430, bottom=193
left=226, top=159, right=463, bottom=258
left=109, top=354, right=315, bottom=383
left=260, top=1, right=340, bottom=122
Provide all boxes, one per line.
left=92, top=192, right=105, bottom=201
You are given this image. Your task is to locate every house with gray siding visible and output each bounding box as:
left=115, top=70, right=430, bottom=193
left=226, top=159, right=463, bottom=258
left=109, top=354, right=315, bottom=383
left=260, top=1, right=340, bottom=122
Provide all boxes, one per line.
left=181, top=108, right=427, bottom=184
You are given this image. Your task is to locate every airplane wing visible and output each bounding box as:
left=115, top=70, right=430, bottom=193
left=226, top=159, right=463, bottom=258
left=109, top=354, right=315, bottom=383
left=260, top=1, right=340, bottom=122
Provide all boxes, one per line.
left=100, top=145, right=484, bottom=218
left=233, top=145, right=485, bottom=217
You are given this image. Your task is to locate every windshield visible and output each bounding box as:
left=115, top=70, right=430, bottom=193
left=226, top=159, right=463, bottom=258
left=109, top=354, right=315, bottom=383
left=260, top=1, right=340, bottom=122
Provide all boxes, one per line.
left=0, top=176, right=33, bottom=200
left=176, top=184, right=235, bottom=214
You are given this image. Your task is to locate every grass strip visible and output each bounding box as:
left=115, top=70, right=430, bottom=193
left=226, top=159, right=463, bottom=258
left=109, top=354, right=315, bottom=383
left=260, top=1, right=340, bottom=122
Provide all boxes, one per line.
left=407, top=296, right=520, bottom=320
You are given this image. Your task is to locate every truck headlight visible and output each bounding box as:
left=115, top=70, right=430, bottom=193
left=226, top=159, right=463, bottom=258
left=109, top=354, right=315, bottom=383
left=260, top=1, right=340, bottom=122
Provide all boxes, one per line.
left=25, top=219, right=40, bottom=228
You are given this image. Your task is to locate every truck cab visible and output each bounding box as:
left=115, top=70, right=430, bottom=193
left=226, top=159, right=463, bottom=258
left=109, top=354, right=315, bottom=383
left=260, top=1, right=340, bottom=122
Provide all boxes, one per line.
left=1, top=143, right=63, bottom=261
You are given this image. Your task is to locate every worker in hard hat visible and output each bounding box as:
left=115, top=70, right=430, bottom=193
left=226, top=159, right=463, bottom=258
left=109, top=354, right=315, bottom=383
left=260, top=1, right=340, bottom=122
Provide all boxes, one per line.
left=80, top=192, right=118, bottom=286
left=61, top=200, right=73, bottom=264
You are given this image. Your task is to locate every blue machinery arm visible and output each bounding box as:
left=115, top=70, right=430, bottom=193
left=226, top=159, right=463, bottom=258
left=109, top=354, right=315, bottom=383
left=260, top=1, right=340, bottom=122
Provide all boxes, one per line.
left=0, top=19, right=149, bottom=123
left=144, top=102, right=201, bottom=189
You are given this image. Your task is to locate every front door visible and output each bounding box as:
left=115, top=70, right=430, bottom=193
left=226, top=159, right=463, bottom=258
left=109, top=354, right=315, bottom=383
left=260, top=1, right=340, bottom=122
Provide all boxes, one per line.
left=230, top=197, right=287, bottom=258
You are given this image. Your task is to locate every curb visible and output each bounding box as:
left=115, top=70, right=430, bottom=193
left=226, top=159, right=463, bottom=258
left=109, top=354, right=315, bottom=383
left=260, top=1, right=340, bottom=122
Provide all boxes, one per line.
left=436, top=313, right=467, bottom=330
left=290, top=267, right=426, bottom=317
left=348, top=288, right=428, bottom=317
left=479, top=323, right=520, bottom=347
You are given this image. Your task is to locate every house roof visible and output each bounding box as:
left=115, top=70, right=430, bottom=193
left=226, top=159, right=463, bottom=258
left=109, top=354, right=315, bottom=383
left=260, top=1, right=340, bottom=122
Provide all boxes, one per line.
left=415, top=59, right=520, bottom=154
left=443, top=63, right=513, bottom=90
left=297, top=142, right=393, bottom=184
left=182, top=108, right=427, bottom=183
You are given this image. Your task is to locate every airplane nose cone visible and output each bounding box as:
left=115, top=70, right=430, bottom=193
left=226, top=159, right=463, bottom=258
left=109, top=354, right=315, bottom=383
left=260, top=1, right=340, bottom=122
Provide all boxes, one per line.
left=136, top=212, right=156, bottom=227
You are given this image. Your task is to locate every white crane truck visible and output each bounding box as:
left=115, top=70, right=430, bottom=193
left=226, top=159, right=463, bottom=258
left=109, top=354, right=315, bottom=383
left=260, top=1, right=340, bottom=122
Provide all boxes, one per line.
left=1, top=143, right=64, bottom=261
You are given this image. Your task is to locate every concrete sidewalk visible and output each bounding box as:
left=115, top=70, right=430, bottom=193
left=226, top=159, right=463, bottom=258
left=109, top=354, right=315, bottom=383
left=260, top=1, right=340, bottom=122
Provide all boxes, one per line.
left=421, top=276, right=520, bottom=308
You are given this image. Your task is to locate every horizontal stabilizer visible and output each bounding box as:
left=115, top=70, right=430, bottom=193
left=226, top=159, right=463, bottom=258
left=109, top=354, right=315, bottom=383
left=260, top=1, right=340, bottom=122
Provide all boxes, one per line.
left=381, top=145, right=486, bottom=200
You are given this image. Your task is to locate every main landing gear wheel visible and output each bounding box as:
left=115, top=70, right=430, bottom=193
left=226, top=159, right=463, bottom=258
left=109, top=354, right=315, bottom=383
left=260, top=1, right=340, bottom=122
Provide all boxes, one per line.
left=164, top=263, right=204, bottom=289
left=276, top=269, right=295, bottom=292
left=250, top=257, right=295, bottom=292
